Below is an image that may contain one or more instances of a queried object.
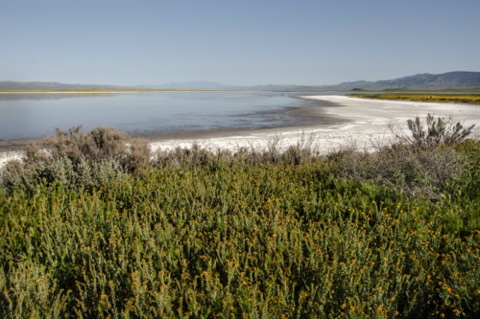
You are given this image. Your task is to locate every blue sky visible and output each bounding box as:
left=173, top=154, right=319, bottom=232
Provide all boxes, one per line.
left=1, top=0, right=479, bottom=86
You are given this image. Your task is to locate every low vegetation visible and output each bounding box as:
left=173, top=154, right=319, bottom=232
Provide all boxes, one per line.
left=0, top=115, right=479, bottom=318
left=353, top=94, right=480, bottom=104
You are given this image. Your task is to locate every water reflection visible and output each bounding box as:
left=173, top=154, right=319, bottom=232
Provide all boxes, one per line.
left=0, top=92, right=345, bottom=140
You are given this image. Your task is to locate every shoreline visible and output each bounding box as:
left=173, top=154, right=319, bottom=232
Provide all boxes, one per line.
left=2, top=95, right=480, bottom=168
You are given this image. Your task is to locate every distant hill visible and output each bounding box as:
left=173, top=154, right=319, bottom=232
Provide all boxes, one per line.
left=239, top=84, right=329, bottom=91
left=155, top=81, right=230, bottom=90
left=330, top=71, right=480, bottom=90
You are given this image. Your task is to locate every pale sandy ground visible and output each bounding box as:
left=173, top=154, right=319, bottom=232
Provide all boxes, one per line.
left=1, top=95, right=479, bottom=169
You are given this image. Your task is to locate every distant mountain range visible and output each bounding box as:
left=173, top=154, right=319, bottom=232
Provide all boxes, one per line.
left=247, top=71, right=480, bottom=91
left=1, top=71, right=479, bottom=91
left=329, top=71, right=480, bottom=90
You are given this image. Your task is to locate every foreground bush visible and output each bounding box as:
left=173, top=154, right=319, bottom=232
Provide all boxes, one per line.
left=0, top=163, right=479, bottom=318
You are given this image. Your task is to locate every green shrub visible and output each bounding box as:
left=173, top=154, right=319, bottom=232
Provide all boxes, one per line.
left=0, top=163, right=478, bottom=318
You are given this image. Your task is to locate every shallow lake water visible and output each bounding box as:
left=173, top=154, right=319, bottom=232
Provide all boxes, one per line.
left=0, top=91, right=343, bottom=140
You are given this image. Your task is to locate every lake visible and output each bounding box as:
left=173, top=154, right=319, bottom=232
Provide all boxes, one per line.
left=0, top=91, right=344, bottom=140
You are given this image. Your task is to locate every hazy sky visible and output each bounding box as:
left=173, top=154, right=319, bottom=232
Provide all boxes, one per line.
left=1, top=0, right=479, bottom=86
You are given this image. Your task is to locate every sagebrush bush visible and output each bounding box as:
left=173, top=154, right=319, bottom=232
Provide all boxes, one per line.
left=1, top=126, right=151, bottom=194
left=390, top=113, right=475, bottom=149
left=327, top=115, right=475, bottom=201
left=2, top=156, right=128, bottom=195
left=42, top=126, right=128, bottom=163
left=330, top=143, right=465, bottom=200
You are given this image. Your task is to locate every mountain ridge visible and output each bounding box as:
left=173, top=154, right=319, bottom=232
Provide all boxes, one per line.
left=330, top=71, right=480, bottom=90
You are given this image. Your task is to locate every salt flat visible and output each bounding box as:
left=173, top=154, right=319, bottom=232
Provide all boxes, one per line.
left=149, top=95, right=480, bottom=153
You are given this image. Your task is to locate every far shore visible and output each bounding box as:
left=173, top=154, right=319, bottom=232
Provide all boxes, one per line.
left=0, top=89, right=334, bottom=95
left=1, top=95, right=480, bottom=169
